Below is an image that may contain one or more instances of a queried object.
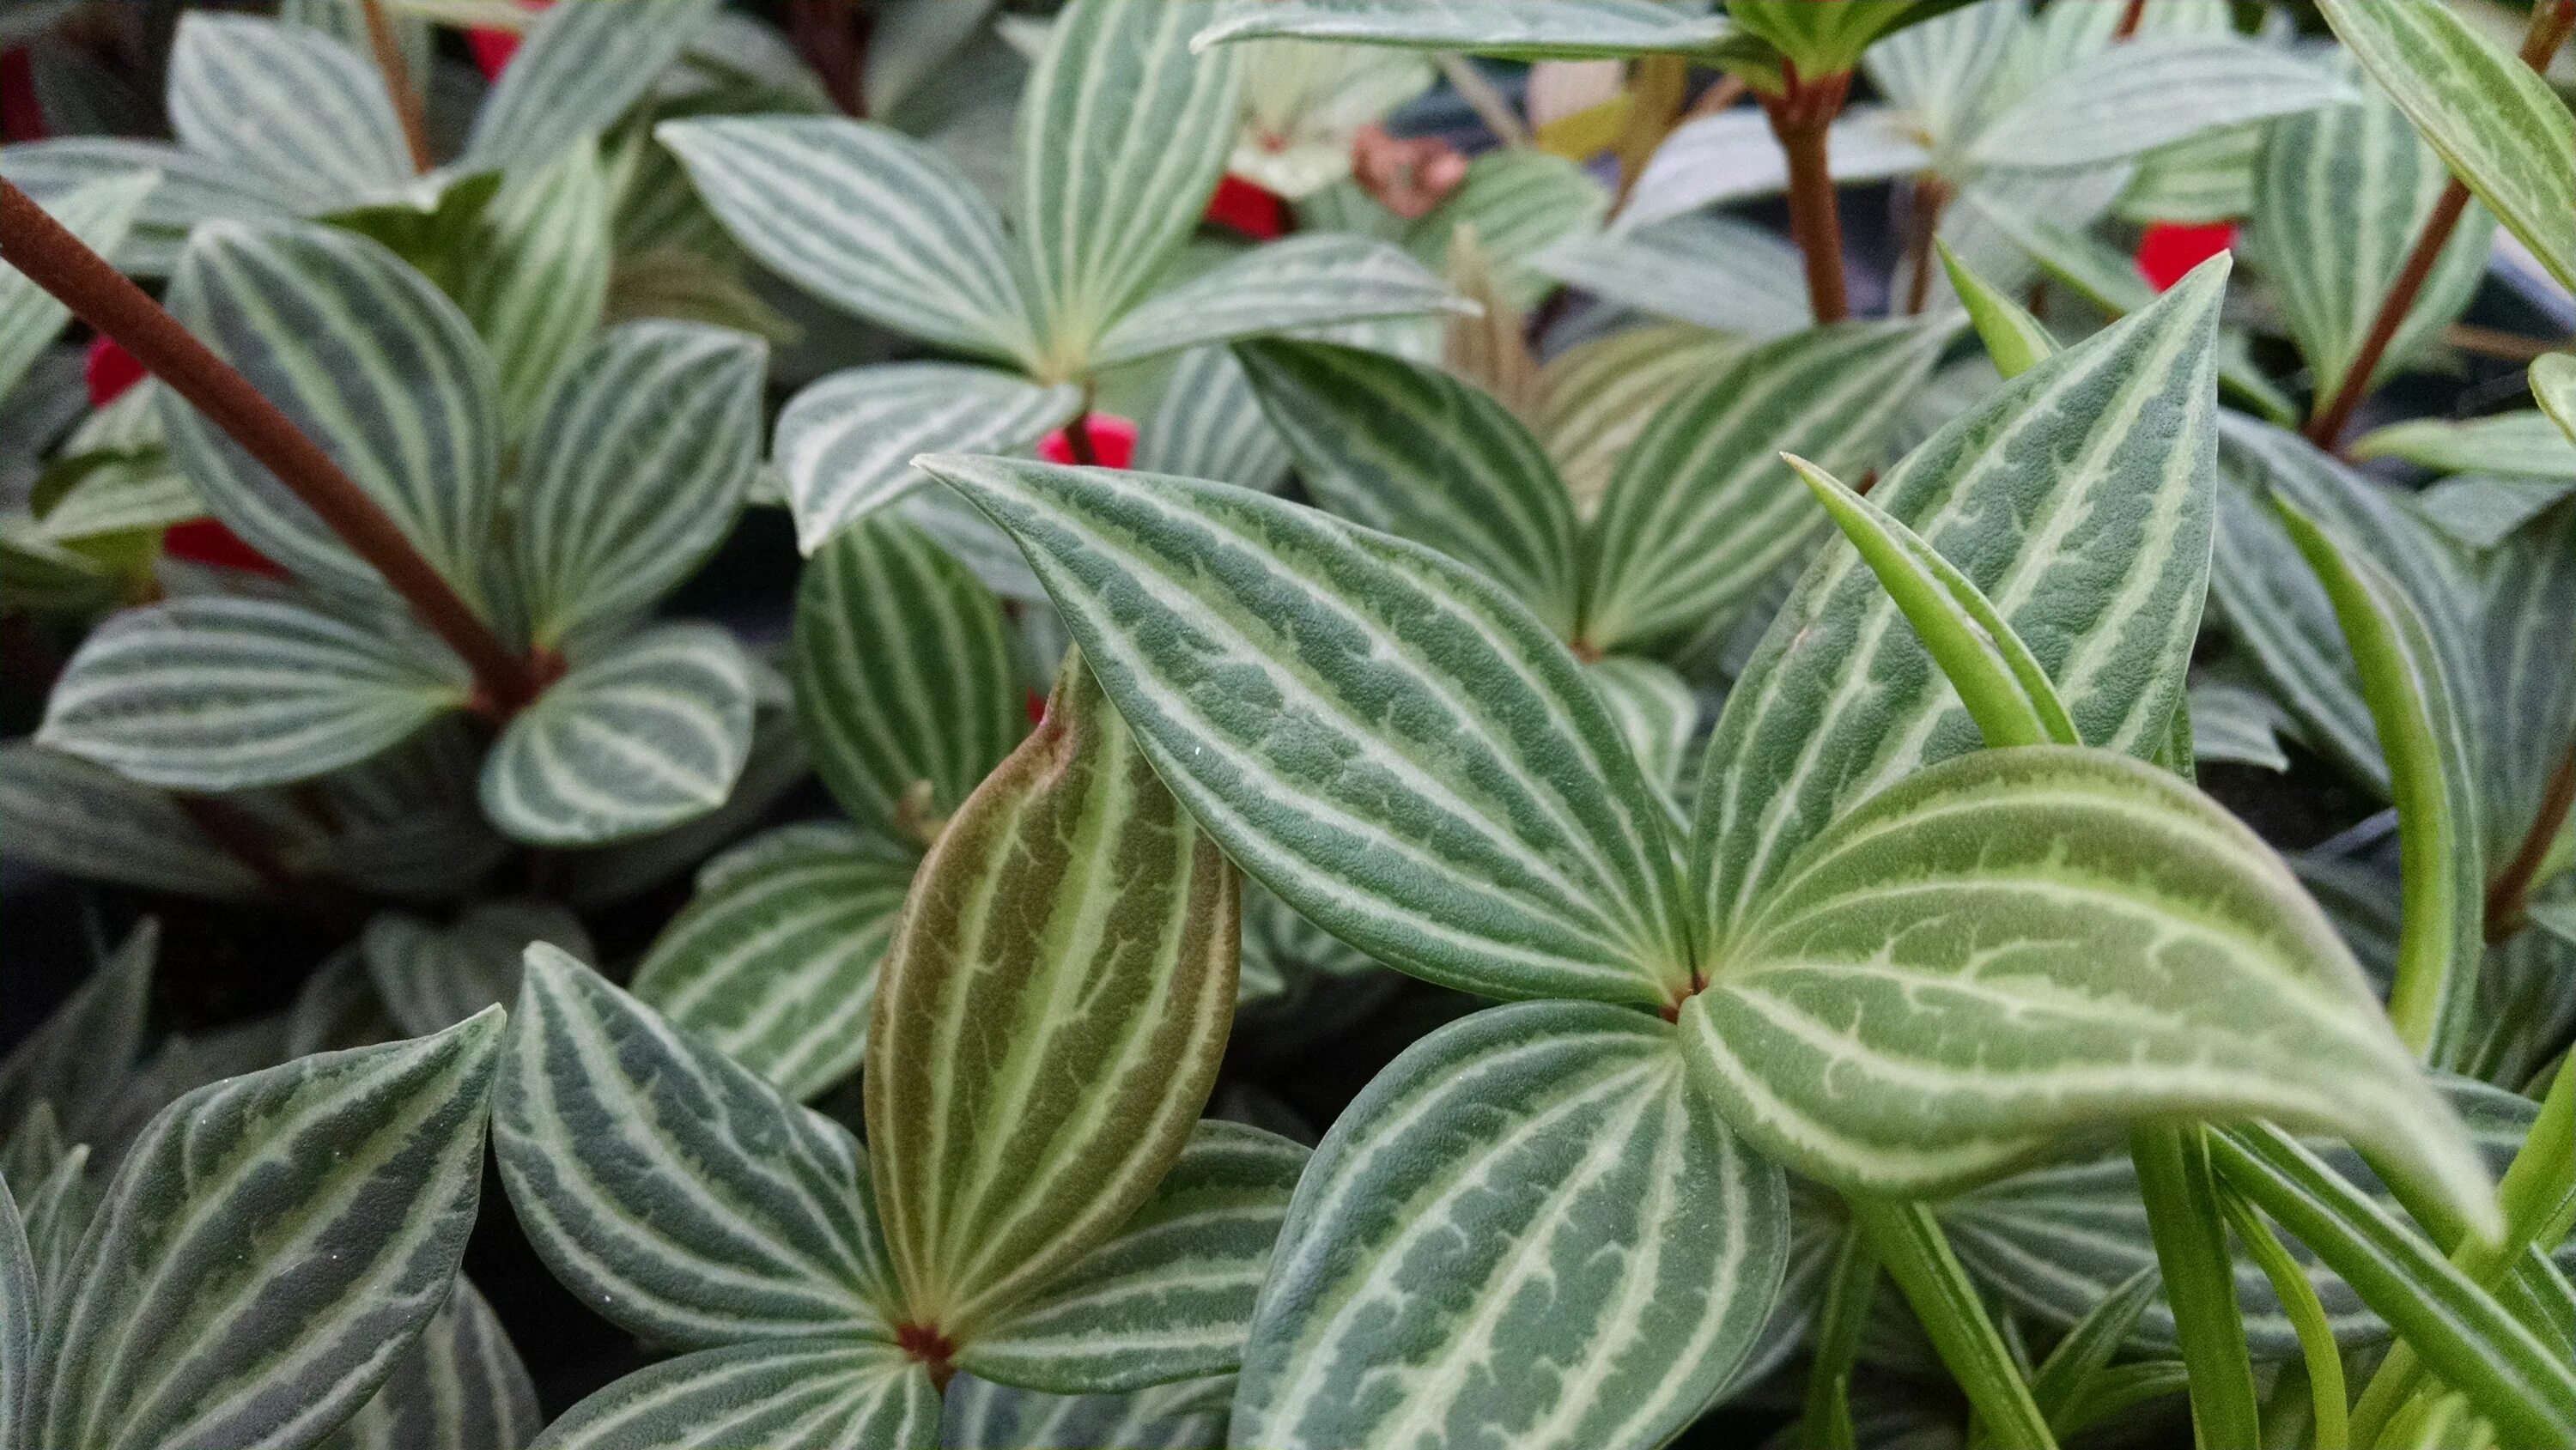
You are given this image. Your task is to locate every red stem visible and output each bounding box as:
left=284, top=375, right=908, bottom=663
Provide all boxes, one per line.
left=2115, top=0, right=2149, bottom=40
left=358, top=0, right=433, bottom=174
left=1064, top=411, right=1101, bottom=466
left=2486, top=745, right=2575, bottom=943
left=1761, top=64, right=1853, bottom=325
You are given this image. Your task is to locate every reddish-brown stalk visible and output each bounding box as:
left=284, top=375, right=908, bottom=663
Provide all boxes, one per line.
left=1760, top=62, right=1855, bottom=324
left=2486, top=745, right=2575, bottom=943
left=2115, top=0, right=2149, bottom=40
left=358, top=0, right=433, bottom=173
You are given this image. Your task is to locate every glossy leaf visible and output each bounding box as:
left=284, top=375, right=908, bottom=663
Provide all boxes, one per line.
left=1092, top=235, right=1461, bottom=370
left=772, top=364, right=1080, bottom=555
left=167, top=14, right=410, bottom=211
left=365, top=901, right=590, bottom=1040
left=462, top=142, right=613, bottom=432
left=317, top=1280, right=540, bottom=1450
left=529, top=1338, right=939, bottom=1450
left=0, top=170, right=155, bottom=404
left=465, top=0, right=723, bottom=173
left=1194, top=0, right=1734, bottom=60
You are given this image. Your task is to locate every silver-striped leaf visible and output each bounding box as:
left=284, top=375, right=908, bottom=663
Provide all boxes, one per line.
left=1405, top=149, right=1608, bottom=312
left=1231, top=1001, right=1788, bottom=1450
left=1194, top=0, right=1734, bottom=60
left=1727, top=0, right=1931, bottom=76
left=866, top=660, right=1238, bottom=1344
left=772, top=364, right=1081, bottom=555
left=1966, top=38, right=2349, bottom=173
left=0, top=745, right=262, bottom=900
left=317, top=1279, right=540, bottom=1450
left=0, top=919, right=155, bottom=1150
left=167, top=14, right=411, bottom=213
left=35, top=1011, right=504, bottom=1450
left=2476, top=498, right=2576, bottom=869
left=461, top=142, right=613, bottom=433
left=529, top=1338, right=939, bottom=1450
left=0, top=138, right=298, bottom=276
left=1539, top=323, right=1747, bottom=513
left=1091, top=235, right=1461, bottom=371
left=557, top=701, right=811, bottom=910
left=1133, top=345, right=1292, bottom=494
left=940, top=1372, right=1230, bottom=1450
left=1617, top=106, right=1930, bottom=234
left=494, top=946, right=898, bottom=1350
left=39, top=596, right=471, bottom=792
left=1535, top=215, right=1811, bottom=338
left=465, top=0, right=723, bottom=173
left=1587, top=656, right=1699, bottom=802
left=914, top=453, right=1695, bottom=1007
left=0, top=169, right=155, bottom=405
left=364, top=901, right=592, bottom=1041
left=478, top=623, right=756, bottom=847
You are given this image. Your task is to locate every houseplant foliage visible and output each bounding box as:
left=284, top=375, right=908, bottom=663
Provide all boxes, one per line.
left=0, top=0, right=2572, bottom=1448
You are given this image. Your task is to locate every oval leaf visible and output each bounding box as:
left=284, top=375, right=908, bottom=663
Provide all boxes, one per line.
left=167, top=15, right=411, bottom=210
left=529, top=1338, right=939, bottom=1450
left=773, top=364, right=1081, bottom=555
left=465, top=0, right=722, bottom=173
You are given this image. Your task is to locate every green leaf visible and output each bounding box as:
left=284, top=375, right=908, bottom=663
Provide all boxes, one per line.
left=0, top=1180, right=28, bottom=1447
left=2190, top=681, right=2293, bottom=774
left=36, top=1011, right=503, bottom=1450
left=2414, top=476, right=2575, bottom=550
left=2315, top=0, right=2576, bottom=294
left=1, top=139, right=295, bottom=276
left=866, top=659, right=1238, bottom=1344
left=915, top=452, right=1695, bottom=1007
left=479, top=624, right=755, bottom=846
left=461, top=142, right=612, bottom=432
left=2476, top=497, right=2576, bottom=865
left=1728, top=0, right=1929, bottom=76
left=2354, top=412, right=2576, bottom=481
left=1193, top=0, right=1734, bottom=60
left=0, top=919, right=155, bottom=1147
left=465, top=0, right=722, bottom=173
left=1970, top=38, right=2350, bottom=173
left=793, top=514, right=1026, bottom=849
left=167, top=14, right=411, bottom=212
left=1231, top=1002, right=1787, bottom=1450
left=1536, top=215, right=1811, bottom=338
left=2028, top=1267, right=2163, bottom=1437
left=631, top=826, right=914, bottom=1101
left=1619, top=106, right=1931, bottom=234
left=658, top=115, right=1037, bottom=362
left=39, top=597, right=471, bottom=792
left=365, top=901, right=590, bottom=1040
left=1937, top=239, right=2055, bottom=380
left=317, top=1279, right=540, bottom=1450
left=1406, top=149, right=1608, bottom=312
left=0, top=170, right=155, bottom=405
left=1586, top=656, right=1699, bottom=801
left=773, top=365, right=1081, bottom=555
left=15, top=1139, right=95, bottom=1313
left=940, top=1372, right=1230, bottom=1450
left=2536, top=354, right=2576, bottom=447
left=529, top=1338, right=939, bottom=1450
left=1682, top=746, right=2494, bottom=1227
left=1693, top=261, right=2227, bottom=934
left=37, top=457, right=204, bottom=547
left=161, top=220, right=501, bottom=607
left=0, top=745, right=263, bottom=900
left=1235, top=337, right=1583, bottom=633
left=1539, top=322, right=1747, bottom=512
left=513, top=322, right=763, bottom=648
left=1092, top=235, right=1461, bottom=370
left=1133, top=345, right=1293, bottom=494
left=494, top=946, right=897, bottom=1350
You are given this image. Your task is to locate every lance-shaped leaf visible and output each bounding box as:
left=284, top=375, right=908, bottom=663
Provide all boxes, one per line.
left=1693, top=260, right=2227, bottom=934
left=1941, top=240, right=2056, bottom=380
left=1194, top=0, right=1734, bottom=59
left=916, top=454, right=1694, bottom=1006
left=2, top=1176, right=30, bottom=1447
left=866, top=660, right=1238, bottom=1343
left=659, top=116, right=1037, bottom=362
left=2316, top=0, right=2576, bottom=294
left=1540, top=323, right=1747, bottom=510
left=366, top=901, right=591, bottom=1040
left=0, top=745, right=262, bottom=900
left=466, top=0, right=722, bottom=173
left=0, top=919, right=155, bottom=1147
left=1681, top=745, right=2494, bottom=1230
left=633, top=826, right=915, bottom=1101
left=0, top=171, right=155, bottom=404
left=1017, top=0, right=1243, bottom=374
left=2355, top=411, right=2576, bottom=480
left=480, top=624, right=755, bottom=847
left=318, top=1280, right=540, bottom=1450
left=513, top=322, right=764, bottom=649
left=773, top=365, right=1082, bottom=555
left=961, top=1123, right=1307, bottom=1392
left=462, top=142, right=613, bottom=432
left=2190, top=681, right=2293, bottom=774
left=1969, top=39, right=2350, bottom=173
left=14, top=1139, right=95, bottom=1312
left=1536, top=215, right=1812, bottom=340
left=34, top=1010, right=503, bottom=1450
left=0, top=139, right=296, bottom=276
left=39, top=597, right=471, bottom=792
left=1232, top=1001, right=1788, bottom=1450
left=2478, top=498, right=2576, bottom=868
left=530, top=1338, right=939, bottom=1450
left=1091, top=236, right=1462, bottom=370
left=941, top=1372, right=1231, bottom=1450
left=1579, top=319, right=1947, bottom=658
left=494, top=947, right=896, bottom=1350
left=1236, top=337, right=1582, bottom=633
left=167, top=14, right=411, bottom=212
left=161, top=220, right=501, bottom=607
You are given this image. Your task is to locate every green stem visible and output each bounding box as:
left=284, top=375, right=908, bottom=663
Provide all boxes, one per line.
left=1801, top=1227, right=1880, bottom=1450
left=1849, top=1197, right=2057, bottom=1449
left=2132, top=1124, right=2265, bottom=1450
left=2219, top=1186, right=2350, bottom=1450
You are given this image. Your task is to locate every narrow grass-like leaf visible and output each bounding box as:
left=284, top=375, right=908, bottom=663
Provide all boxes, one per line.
left=0, top=745, right=262, bottom=900
left=1232, top=1001, right=1787, bottom=1450
left=0, top=918, right=155, bottom=1147
left=365, top=901, right=589, bottom=1040
left=917, top=453, right=1695, bottom=1006
left=530, top=1338, right=938, bottom=1450
left=494, top=947, right=896, bottom=1350
left=0, top=170, right=154, bottom=404
left=36, top=1011, right=503, bottom=1450
left=940, top=1373, right=1230, bottom=1450
left=867, top=660, right=1237, bottom=1341
left=1092, top=235, right=1461, bottom=369
left=462, top=142, right=612, bottom=433
left=466, top=0, right=721, bottom=173
left=318, top=1280, right=539, bottom=1450
left=1194, top=0, right=1734, bottom=59
left=39, top=597, right=471, bottom=792
left=773, top=365, right=1081, bottom=555
left=1970, top=39, right=2349, bottom=172
left=0, top=139, right=296, bottom=276
left=1938, top=239, right=2055, bottom=380
left=167, top=15, right=410, bottom=211
left=2029, top=1266, right=2163, bottom=1437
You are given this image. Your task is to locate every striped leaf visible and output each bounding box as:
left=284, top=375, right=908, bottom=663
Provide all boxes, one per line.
left=0, top=170, right=154, bottom=405
left=1017, top=0, right=1244, bottom=377
left=0, top=139, right=298, bottom=276
left=39, top=597, right=471, bottom=792
left=2417, top=476, right=2576, bottom=549
left=632, top=826, right=914, bottom=1101
left=1728, top=1, right=1928, bottom=76
left=1092, top=235, right=1461, bottom=370
left=1537, top=215, right=1812, bottom=338
left=1587, top=657, right=1698, bottom=800
left=461, top=142, right=612, bottom=433
left=167, top=14, right=411, bottom=213
left=465, top=0, right=722, bottom=173
left=2317, top=0, right=2576, bottom=294
left=914, top=453, right=1695, bottom=1007
left=530, top=1339, right=938, bottom=1450
left=2477, top=497, right=2576, bottom=870
left=480, top=624, right=755, bottom=846
left=1194, top=0, right=1734, bottom=60
left=1235, top=337, right=1583, bottom=633
left=38, top=458, right=204, bottom=546
left=513, top=322, right=764, bottom=649
left=1681, top=746, right=2493, bottom=1228
left=0, top=745, right=262, bottom=900
left=1539, top=323, right=1748, bottom=513
left=961, top=1123, right=1306, bottom=1393
left=2121, top=120, right=2265, bottom=225
left=35, top=1012, right=503, bottom=1450
left=2252, top=53, right=2496, bottom=409
left=866, top=660, right=1238, bottom=1342
left=2190, top=681, right=2293, bottom=774
left=772, top=365, right=1081, bottom=555
left=1619, top=106, right=1929, bottom=234
left=793, top=514, right=1027, bottom=849
left=318, top=1280, right=539, bottom=1450
left=1693, top=261, right=2227, bottom=934
left=0, top=919, right=155, bottom=1150
left=13, top=1146, right=96, bottom=1346
left=1133, top=346, right=1293, bottom=494
left=940, top=1373, right=1230, bottom=1450
left=365, top=901, right=591, bottom=1040
left=2, top=1175, right=30, bottom=1448
left=658, top=116, right=1036, bottom=362
left=1969, top=39, right=2349, bottom=173
left=494, top=946, right=898, bottom=1350
left=161, top=220, right=501, bottom=608
left=1232, top=1002, right=1789, bottom=1450
left=1578, top=319, right=1947, bottom=658
left=1405, top=149, right=1609, bottom=312
left=2355, top=412, right=2576, bottom=481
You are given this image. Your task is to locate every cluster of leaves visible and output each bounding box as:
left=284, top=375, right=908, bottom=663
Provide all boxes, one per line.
left=2, top=1, right=2573, bottom=1448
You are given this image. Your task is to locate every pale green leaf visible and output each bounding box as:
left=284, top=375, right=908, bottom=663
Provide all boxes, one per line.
left=0, top=170, right=155, bottom=405
left=1092, top=235, right=1462, bottom=370
left=1537, top=215, right=1810, bottom=338
left=1938, top=239, right=2055, bottom=380
left=1970, top=38, right=2350, bottom=173
left=1586, top=656, right=1698, bottom=800
left=317, top=1279, right=539, bottom=1450
left=772, top=365, right=1080, bottom=555
left=36, top=457, right=204, bottom=546
left=940, top=1372, right=1230, bottom=1450
left=529, top=1338, right=939, bottom=1450
left=466, top=0, right=722, bottom=173
left=0, top=745, right=263, bottom=900
left=1539, top=323, right=1747, bottom=513
left=2188, top=681, right=2293, bottom=773
left=0, top=139, right=295, bottom=276
left=1729, top=0, right=1930, bottom=76
left=1618, top=106, right=1929, bottom=233
left=1194, top=0, right=1733, bottom=60
left=2536, top=355, right=2576, bottom=447
left=479, top=625, right=754, bottom=846
left=1133, top=345, right=1292, bottom=494
left=1405, top=149, right=1607, bottom=312
left=462, top=142, right=612, bottom=432
left=2476, top=497, right=2576, bottom=877
left=2414, top=476, right=2576, bottom=549
left=167, top=14, right=410, bottom=212
left=2119, top=119, right=2263, bottom=226
left=365, top=901, right=590, bottom=1040
left=2354, top=412, right=2576, bottom=482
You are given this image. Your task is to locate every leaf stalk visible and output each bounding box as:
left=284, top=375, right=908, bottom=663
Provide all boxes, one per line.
left=358, top=0, right=434, bottom=175
left=2485, top=743, right=2575, bottom=942
left=2130, top=1123, right=2266, bottom=1450
left=1760, top=62, right=1853, bottom=324
left=1849, top=1196, right=2059, bottom=1448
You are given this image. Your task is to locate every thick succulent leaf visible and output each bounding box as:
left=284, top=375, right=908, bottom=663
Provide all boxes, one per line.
left=0, top=170, right=154, bottom=404
left=962, top=1123, right=1306, bottom=1393
left=317, top=1280, right=540, bottom=1450
left=632, top=826, right=914, bottom=1101
left=793, top=514, right=1027, bottom=848
left=494, top=947, right=896, bottom=1350
left=1, top=1176, right=29, bottom=1447
left=1235, top=337, right=1582, bottom=632
left=462, top=142, right=613, bottom=432
left=1232, top=1001, right=1788, bottom=1450
left=1133, top=345, right=1292, bottom=493
left=530, top=1338, right=939, bottom=1450
left=1579, top=319, right=1947, bottom=658
left=941, top=1373, right=1230, bottom=1450
left=1093, top=235, right=1461, bottom=370
left=0, top=138, right=297, bottom=275
left=1618, top=105, right=1929, bottom=234
left=1017, top=0, right=1243, bottom=373
left=479, top=624, right=755, bottom=847
left=1536, top=215, right=1810, bottom=338
left=0, top=745, right=263, bottom=900
left=39, top=597, right=471, bottom=792
left=365, top=901, right=591, bottom=1040
left=35, top=1013, right=503, bottom=1450
left=1682, top=746, right=2492, bottom=1228
left=1692, top=261, right=2227, bottom=934
left=167, top=14, right=411, bottom=212
left=1969, top=38, right=2349, bottom=172
left=0, top=919, right=155, bottom=1148
left=659, top=116, right=1036, bottom=361
left=916, top=453, right=1694, bottom=1006
left=465, top=0, right=722, bottom=173
left=1194, top=0, right=1734, bottom=59
left=773, top=365, right=1081, bottom=555
left=2316, top=0, right=2576, bottom=294
left=513, top=322, right=763, bottom=647
left=160, top=220, right=501, bottom=607
left=866, top=661, right=1238, bottom=1338
left=1587, top=657, right=1698, bottom=800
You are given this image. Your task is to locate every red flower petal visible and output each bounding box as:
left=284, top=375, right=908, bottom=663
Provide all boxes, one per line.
left=469, top=0, right=554, bottom=81
left=1204, top=173, right=1290, bottom=240
left=85, top=337, right=146, bottom=409
left=162, top=519, right=287, bottom=578
left=1036, top=413, right=1139, bottom=470
left=1, top=48, right=44, bottom=144
left=2135, top=221, right=2237, bottom=294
